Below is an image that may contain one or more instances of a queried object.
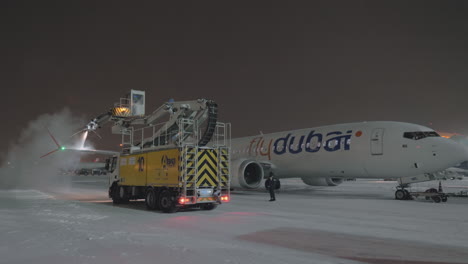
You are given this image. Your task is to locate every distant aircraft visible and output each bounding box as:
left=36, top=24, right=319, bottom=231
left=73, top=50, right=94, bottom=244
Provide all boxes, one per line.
left=230, top=121, right=467, bottom=199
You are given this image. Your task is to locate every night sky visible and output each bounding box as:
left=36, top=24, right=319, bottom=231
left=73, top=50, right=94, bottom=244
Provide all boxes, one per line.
left=2, top=1, right=468, bottom=154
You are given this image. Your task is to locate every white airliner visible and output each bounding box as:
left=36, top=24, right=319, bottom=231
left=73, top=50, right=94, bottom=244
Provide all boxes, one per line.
left=230, top=121, right=467, bottom=198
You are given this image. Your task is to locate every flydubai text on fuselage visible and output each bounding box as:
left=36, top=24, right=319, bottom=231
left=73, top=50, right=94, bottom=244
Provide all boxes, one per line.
left=230, top=121, right=466, bottom=189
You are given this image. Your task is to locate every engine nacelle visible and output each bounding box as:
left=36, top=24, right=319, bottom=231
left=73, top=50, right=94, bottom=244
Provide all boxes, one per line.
left=231, top=160, right=264, bottom=189
left=301, top=176, right=344, bottom=187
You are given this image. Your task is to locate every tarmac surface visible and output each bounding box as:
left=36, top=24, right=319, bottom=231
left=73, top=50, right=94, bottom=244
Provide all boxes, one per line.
left=1, top=175, right=468, bottom=264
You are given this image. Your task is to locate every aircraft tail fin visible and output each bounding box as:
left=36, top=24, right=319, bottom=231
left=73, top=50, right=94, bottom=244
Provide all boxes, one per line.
left=40, top=127, right=63, bottom=158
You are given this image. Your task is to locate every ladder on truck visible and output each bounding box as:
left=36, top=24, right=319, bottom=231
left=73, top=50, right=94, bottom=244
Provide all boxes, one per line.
left=214, top=122, right=231, bottom=198
left=179, top=118, right=199, bottom=201
left=217, top=145, right=230, bottom=198
left=179, top=119, right=231, bottom=203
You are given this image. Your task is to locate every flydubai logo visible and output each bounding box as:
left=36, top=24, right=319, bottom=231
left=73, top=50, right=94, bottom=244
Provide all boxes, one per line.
left=248, top=130, right=362, bottom=160
left=161, top=155, right=176, bottom=169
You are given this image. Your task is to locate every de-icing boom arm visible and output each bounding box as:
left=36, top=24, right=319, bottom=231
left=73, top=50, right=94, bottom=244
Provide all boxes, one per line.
left=81, top=95, right=218, bottom=149
left=85, top=111, right=112, bottom=131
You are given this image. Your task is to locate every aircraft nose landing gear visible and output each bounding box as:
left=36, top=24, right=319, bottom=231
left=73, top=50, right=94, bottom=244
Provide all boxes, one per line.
left=395, top=184, right=448, bottom=203
left=395, top=188, right=411, bottom=200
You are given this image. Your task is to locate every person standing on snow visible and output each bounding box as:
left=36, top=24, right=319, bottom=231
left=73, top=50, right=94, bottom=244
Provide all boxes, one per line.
left=267, top=172, right=277, bottom=201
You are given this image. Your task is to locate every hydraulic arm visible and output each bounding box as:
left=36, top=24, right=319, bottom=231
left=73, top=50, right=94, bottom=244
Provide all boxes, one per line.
left=83, top=91, right=220, bottom=153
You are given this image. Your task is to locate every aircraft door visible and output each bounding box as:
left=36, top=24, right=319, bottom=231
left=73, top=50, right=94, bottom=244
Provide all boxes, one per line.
left=370, top=128, right=384, bottom=155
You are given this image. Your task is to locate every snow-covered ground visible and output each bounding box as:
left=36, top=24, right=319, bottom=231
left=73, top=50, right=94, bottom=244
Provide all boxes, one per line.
left=1, top=177, right=468, bottom=264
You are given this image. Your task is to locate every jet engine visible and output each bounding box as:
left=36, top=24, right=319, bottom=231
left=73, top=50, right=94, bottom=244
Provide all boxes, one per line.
left=231, top=160, right=264, bottom=189
left=301, top=176, right=344, bottom=187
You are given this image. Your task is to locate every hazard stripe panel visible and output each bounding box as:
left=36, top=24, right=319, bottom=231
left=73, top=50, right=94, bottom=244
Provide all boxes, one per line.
left=180, top=147, right=229, bottom=188
left=111, top=107, right=131, bottom=117
left=217, top=148, right=229, bottom=187
left=197, top=149, right=218, bottom=187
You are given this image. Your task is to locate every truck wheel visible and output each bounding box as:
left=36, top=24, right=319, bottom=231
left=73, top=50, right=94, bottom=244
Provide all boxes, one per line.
left=110, top=184, right=122, bottom=204
left=159, top=190, right=177, bottom=213
left=201, top=203, right=218, bottom=210
left=111, top=185, right=129, bottom=204
left=119, top=186, right=129, bottom=203
left=432, top=196, right=441, bottom=203
left=442, top=196, right=448, bottom=202
left=145, top=189, right=157, bottom=210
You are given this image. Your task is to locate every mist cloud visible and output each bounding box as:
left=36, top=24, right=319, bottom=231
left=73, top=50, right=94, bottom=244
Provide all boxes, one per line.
left=0, top=108, right=87, bottom=189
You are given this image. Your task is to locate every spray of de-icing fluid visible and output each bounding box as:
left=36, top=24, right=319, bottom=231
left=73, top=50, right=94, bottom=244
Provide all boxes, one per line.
left=0, top=108, right=90, bottom=190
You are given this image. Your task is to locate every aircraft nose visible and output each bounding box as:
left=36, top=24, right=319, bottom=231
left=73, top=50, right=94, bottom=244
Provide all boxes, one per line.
left=440, top=138, right=468, bottom=166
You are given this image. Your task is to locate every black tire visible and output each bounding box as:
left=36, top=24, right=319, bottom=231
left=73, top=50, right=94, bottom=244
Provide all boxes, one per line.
left=201, top=203, right=218, bottom=210
left=403, top=190, right=412, bottom=200
left=158, top=190, right=177, bottom=213
left=145, top=188, right=158, bottom=210
left=110, top=184, right=122, bottom=204
left=442, top=196, right=448, bottom=202
left=119, top=186, right=129, bottom=203
left=111, top=184, right=129, bottom=204
left=395, top=190, right=406, bottom=200
left=432, top=196, right=441, bottom=203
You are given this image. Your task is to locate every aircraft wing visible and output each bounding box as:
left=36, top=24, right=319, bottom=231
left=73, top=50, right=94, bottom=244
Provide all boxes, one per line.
left=65, top=148, right=120, bottom=156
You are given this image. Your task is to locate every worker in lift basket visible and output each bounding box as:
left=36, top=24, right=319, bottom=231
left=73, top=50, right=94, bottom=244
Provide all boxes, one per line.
left=267, top=172, right=277, bottom=202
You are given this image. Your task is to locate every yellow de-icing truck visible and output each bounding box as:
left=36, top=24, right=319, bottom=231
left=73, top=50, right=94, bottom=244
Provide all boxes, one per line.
left=107, top=145, right=230, bottom=213
left=96, top=93, right=231, bottom=213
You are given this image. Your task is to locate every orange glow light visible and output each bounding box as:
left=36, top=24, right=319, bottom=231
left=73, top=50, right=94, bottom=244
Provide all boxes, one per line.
left=438, top=132, right=464, bottom=139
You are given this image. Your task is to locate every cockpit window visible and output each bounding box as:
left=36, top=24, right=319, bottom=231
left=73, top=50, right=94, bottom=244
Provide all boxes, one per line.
left=403, top=131, right=440, bottom=140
